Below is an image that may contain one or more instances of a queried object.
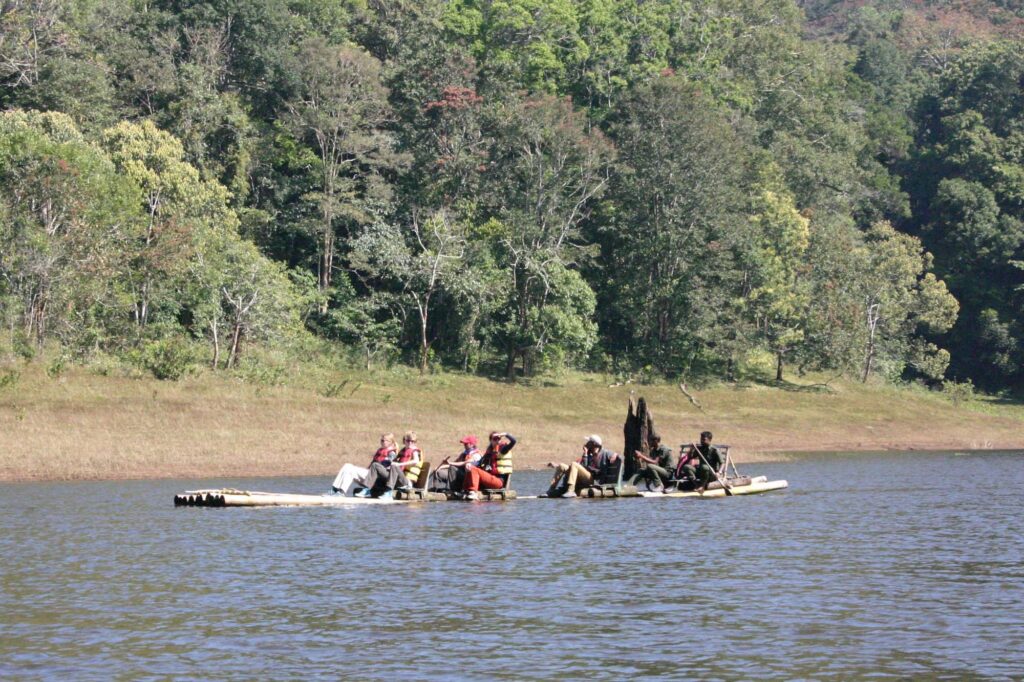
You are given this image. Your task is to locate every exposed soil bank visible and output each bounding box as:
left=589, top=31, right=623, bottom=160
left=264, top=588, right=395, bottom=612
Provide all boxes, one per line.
left=2, top=368, right=1022, bottom=482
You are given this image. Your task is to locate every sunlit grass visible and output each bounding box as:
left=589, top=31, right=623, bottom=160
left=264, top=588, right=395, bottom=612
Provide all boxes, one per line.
left=0, top=360, right=1022, bottom=482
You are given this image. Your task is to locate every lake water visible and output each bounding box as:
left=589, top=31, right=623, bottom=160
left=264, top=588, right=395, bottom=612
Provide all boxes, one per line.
left=2, top=451, right=1023, bottom=680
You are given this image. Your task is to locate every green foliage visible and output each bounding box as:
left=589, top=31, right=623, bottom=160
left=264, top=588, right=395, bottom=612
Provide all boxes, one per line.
left=859, top=222, right=959, bottom=381
left=11, top=331, right=36, bottom=362
left=0, top=368, right=21, bottom=391
left=141, top=336, right=196, bottom=381
left=908, top=41, right=1024, bottom=389
left=285, top=38, right=401, bottom=302
left=943, top=378, right=976, bottom=407
left=320, top=376, right=350, bottom=398
left=46, top=354, right=68, bottom=379
left=458, top=0, right=588, bottom=94
left=481, top=94, right=613, bottom=376
left=598, top=77, right=753, bottom=374
left=234, top=355, right=288, bottom=387
left=0, top=110, right=141, bottom=350
left=2, top=0, right=1021, bottom=393
left=745, top=188, right=811, bottom=378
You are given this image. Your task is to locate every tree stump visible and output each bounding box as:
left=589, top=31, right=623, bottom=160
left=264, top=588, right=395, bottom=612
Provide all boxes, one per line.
left=623, top=396, right=658, bottom=481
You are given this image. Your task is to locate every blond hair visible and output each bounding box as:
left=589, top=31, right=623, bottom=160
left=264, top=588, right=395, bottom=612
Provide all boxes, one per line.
left=381, top=433, right=396, bottom=447
left=404, top=431, right=417, bottom=443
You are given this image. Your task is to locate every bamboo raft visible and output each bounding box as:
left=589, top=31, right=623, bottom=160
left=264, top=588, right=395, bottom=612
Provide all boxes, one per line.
left=174, top=489, right=406, bottom=507
left=175, top=462, right=519, bottom=507
left=637, top=475, right=788, bottom=498
left=174, top=397, right=788, bottom=508
left=174, top=476, right=787, bottom=507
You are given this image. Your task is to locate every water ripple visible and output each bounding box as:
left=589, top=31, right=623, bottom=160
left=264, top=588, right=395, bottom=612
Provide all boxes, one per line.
left=1, top=451, right=1023, bottom=679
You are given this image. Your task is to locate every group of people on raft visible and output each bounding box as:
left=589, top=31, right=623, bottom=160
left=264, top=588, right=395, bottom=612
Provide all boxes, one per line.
left=330, top=429, right=724, bottom=499
left=541, top=430, right=723, bottom=497
left=331, top=430, right=516, bottom=500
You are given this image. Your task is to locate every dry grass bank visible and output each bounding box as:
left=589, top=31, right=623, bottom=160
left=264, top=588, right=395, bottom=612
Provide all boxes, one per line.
left=1, top=364, right=1023, bottom=482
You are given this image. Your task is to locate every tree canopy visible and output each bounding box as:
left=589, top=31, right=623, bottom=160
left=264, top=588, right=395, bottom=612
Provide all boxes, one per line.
left=2, top=0, right=1019, bottom=393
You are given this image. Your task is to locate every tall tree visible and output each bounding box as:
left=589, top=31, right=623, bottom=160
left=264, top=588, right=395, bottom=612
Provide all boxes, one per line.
left=481, top=94, right=613, bottom=377
left=908, top=41, right=1024, bottom=388
left=0, top=110, right=138, bottom=348
left=745, top=188, right=811, bottom=381
left=102, top=120, right=237, bottom=330
left=286, top=38, right=401, bottom=310
left=348, top=210, right=470, bottom=372
left=599, top=77, right=753, bottom=375
left=858, top=222, right=958, bottom=382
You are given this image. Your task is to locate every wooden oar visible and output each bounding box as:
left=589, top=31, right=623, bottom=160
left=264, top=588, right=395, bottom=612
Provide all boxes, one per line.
left=692, top=442, right=732, bottom=496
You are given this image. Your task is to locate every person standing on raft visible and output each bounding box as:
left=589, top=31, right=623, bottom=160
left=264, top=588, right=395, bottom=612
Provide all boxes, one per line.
left=543, top=435, right=618, bottom=498
left=462, top=431, right=516, bottom=500
left=627, top=433, right=676, bottom=490
left=679, top=431, right=723, bottom=493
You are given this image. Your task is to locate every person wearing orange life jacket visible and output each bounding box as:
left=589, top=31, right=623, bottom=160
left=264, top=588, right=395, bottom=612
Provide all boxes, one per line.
left=462, top=431, right=516, bottom=500
left=430, top=434, right=481, bottom=494
left=391, top=431, right=424, bottom=488
left=331, top=433, right=398, bottom=496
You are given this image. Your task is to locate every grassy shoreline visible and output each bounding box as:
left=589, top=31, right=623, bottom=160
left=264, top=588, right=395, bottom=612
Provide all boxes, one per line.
left=1, top=364, right=1022, bottom=483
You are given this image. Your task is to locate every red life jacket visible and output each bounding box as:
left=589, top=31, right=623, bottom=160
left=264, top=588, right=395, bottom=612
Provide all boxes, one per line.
left=372, top=447, right=395, bottom=464
left=675, top=446, right=699, bottom=477
left=396, top=446, right=420, bottom=463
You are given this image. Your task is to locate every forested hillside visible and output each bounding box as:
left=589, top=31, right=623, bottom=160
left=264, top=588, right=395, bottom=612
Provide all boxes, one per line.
left=1, top=0, right=1021, bottom=391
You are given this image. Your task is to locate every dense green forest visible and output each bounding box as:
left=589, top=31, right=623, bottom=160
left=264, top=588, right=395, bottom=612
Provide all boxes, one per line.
left=0, top=0, right=1021, bottom=391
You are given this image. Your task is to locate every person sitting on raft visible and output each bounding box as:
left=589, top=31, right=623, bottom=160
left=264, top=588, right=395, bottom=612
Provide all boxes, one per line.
left=356, top=437, right=415, bottom=499
left=332, top=433, right=395, bottom=494
left=392, top=431, right=424, bottom=488
left=679, top=431, right=723, bottom=493
left=431, top=435, right=482, bottom=493
left=543, top=435, right=618, bottom=498
left=627, top=433, right=676, bottom=490
left=331, top=433, right=410, bottom=498
left=461, top=431, right=516, bottom=500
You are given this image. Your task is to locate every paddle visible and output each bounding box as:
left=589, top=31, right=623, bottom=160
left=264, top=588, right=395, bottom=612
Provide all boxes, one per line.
left=691, top=442, right=732, bottom=496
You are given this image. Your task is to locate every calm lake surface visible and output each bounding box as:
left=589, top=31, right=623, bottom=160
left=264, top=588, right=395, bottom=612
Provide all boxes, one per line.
left=2, top=451, right=1023, bottom=680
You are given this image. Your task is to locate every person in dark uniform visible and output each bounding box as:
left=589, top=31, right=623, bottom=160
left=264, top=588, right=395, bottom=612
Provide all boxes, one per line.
left=679, top=431, right=723, bottom=492
left=627, top=434, right=676, bottom=490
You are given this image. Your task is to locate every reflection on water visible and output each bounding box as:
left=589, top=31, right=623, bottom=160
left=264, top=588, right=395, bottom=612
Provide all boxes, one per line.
left=2, top=451, right=1023, bottom=679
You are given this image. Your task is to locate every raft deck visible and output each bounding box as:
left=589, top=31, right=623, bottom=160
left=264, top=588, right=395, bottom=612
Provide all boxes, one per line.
left=174, top=489, right=406, bottom=507
left=637, top=476, right=789, bottom=498
left=175, top=477, right=786, bottom=507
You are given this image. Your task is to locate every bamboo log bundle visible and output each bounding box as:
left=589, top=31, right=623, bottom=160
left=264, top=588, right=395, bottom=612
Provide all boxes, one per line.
left=173, top=488, right=406, bottom=507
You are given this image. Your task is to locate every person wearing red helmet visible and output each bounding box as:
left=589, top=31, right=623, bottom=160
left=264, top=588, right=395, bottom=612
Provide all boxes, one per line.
left=429, top=434, right=481, bottom=494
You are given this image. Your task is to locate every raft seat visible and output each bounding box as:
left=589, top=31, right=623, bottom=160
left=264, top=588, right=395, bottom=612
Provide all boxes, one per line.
left=582, top=456, right=639, bottom=498
left=394, top=462, right=433, bottom=501
left=481, top=472, right=517, bottom=501
left=664, top=445, right=734, bottom=492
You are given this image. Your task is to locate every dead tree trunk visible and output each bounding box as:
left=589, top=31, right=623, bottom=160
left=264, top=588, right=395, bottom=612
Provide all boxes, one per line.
left=623, top=396, right=658, bottom=481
